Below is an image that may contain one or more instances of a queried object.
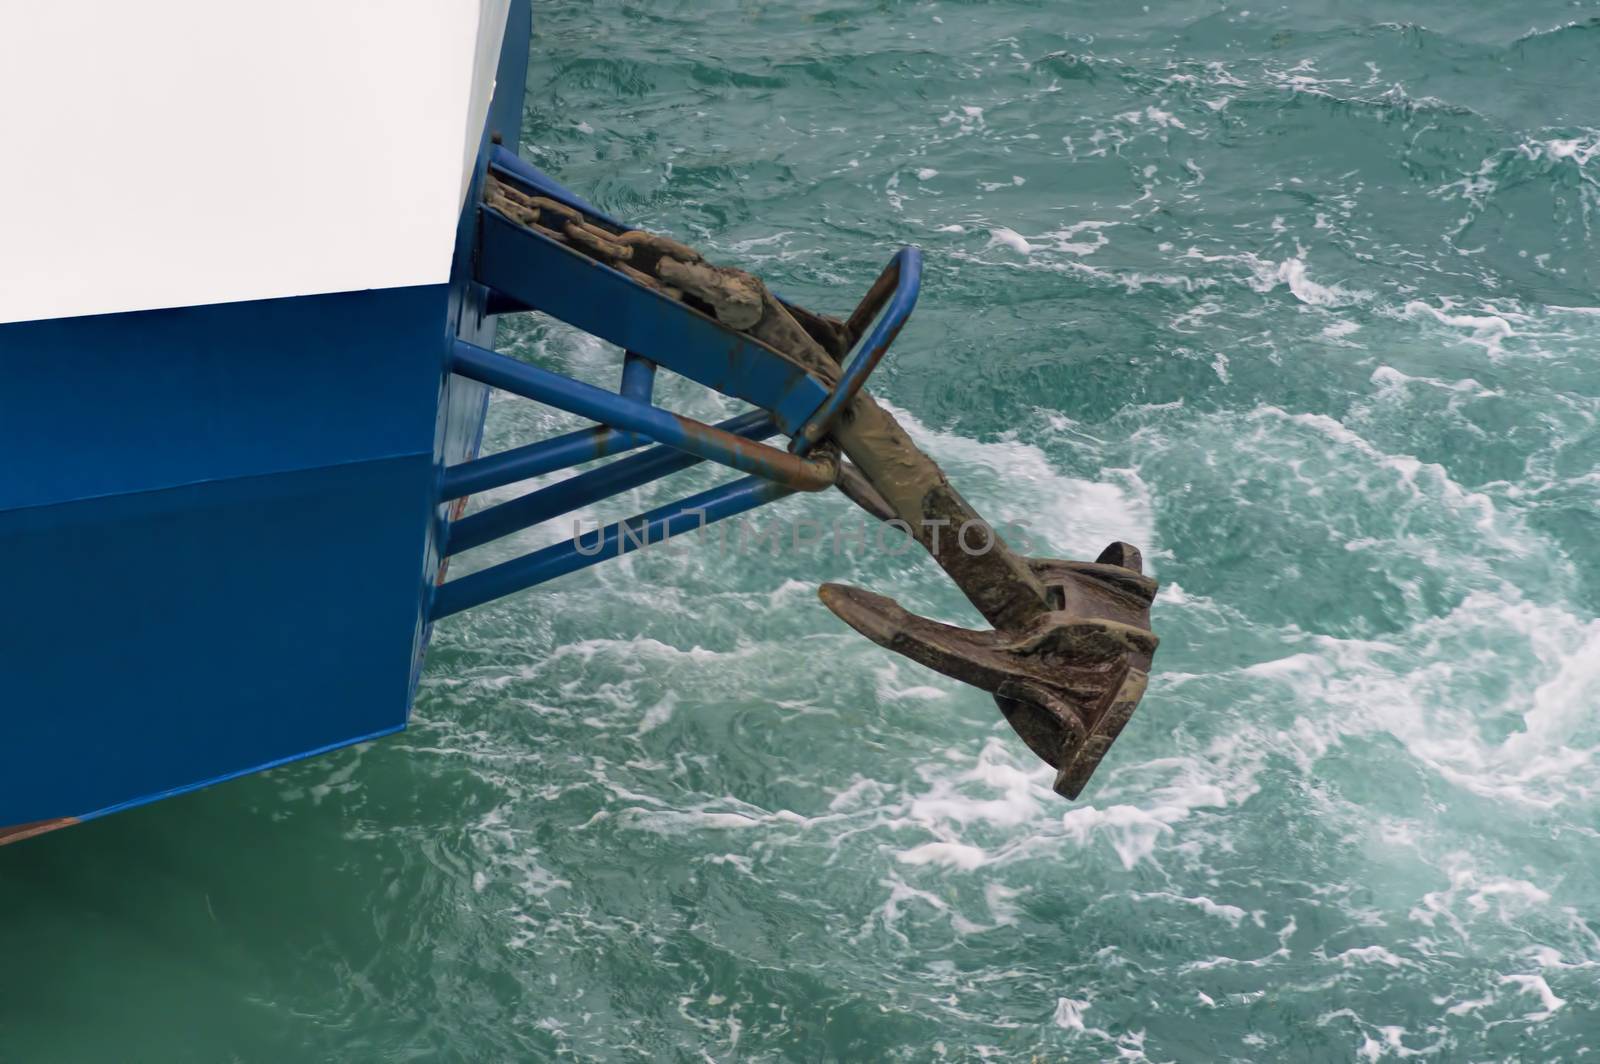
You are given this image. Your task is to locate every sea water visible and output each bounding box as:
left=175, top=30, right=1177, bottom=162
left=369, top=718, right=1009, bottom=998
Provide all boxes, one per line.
left=4, top=1, right=1598, bottom=1059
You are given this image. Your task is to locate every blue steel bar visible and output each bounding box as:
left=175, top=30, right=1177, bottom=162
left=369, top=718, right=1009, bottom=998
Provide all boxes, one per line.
left=620, top=351, right=656, bottom=401
left=440, top=423, right=651, bottom=501
left=449, top=340, right=836, bottom=491
left=790, top=246, right=923, bottom=456
left=445, top=409, right=777, bottom=556
left=430, top=475, right=796, bottom=619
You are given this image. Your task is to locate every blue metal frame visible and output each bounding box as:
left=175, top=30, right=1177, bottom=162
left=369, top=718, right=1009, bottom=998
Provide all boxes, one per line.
left=477, top=200, right=831, bottom=434
left=444, top=409, right=775, bottom=556
left=438, top=158, right=926, bottom=618
left=431, top=475, right=796, bottom=619
left=439, top=423, right=652, bottom=501
left=448, top=340, right=836, bottom=490
left=434, top=357, right=649, bottom=503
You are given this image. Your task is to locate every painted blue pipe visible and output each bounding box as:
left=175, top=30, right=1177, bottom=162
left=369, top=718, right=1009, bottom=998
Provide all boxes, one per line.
left=440, top=423, right=652, bottom=501
left=449, top=340, right=836, bottom=490
left=620, top=351, right=656, bottom=401
left=430, top=475, right=795, bottom=619
left=445, top=409, right=777, bottom=555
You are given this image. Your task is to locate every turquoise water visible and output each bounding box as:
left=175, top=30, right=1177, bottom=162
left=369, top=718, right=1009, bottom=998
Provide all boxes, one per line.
left=6, top=2, right=1600, bottom=1059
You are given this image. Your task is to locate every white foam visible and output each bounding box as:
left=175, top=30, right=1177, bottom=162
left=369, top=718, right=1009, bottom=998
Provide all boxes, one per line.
left=880, top=400, right=1156, bottom=562
left=827, top=776, right=891, bottom=812
left=874, top=661, right=950, bottom=703
left=1523, top=137, right=1599, bottom=166
left=1182, top=247, right=1366, bottom=306
left=1333, top=945, right=1408, bottom=968
left=1466, top=876, right=1552, bottom=915
left=620, top=808, right=764, bottom=833
left=1401, top=300, right=1515, bottom=356
left=1052, top=997, right=1090, bottom=1031
left=1032, top=220, right=1115, bottom=256
left=897, top=841, right=991, bottom=870
left=984, top=882, right=1022, bottom=926
left=909, top=744, right=1046, bottom=830
left=880, top=731, right=1249, bottom=879
left=1499, top=619, right=1600, bottom=766
left=1444, top=993, right=1497, bottom=1016
left=1059, top=790, right=1228, bottom=870
left=1262, top=256, right=1365, bottom=307
left=1352, top=1026, right=1434, bottom=1062
left=858, top=873, right=950, bottom=944
left=1144, top=106, right=1186, bottom=129
left=1243, top=591, right=1599, bottom=809
left=1369, top=365, right=1496, bottom=398
left=637, top=693, right=676, bottom=734
left=1499, top=974, right=1565, bottom=1019
left=1138, top=891, right=1248, bottom=926
left=987, top=227, right=1033, bottom=255
left=1527, top=946, right=1600, bottom=971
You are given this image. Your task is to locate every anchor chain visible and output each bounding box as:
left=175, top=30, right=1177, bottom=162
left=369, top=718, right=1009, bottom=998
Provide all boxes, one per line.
left=484, top=175, right=1158, bottom=797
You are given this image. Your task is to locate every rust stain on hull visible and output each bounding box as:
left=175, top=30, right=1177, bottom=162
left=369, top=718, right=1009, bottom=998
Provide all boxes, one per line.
left=0, top=817, right=79, bottom=847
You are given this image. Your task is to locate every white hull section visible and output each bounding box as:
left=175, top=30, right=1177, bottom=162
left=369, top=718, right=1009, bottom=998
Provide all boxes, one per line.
left=0, top=0, right=511, bottom=325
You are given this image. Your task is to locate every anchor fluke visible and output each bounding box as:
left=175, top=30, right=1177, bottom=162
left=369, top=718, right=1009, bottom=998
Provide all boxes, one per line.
left=818, top=540, right=1157, bottom=798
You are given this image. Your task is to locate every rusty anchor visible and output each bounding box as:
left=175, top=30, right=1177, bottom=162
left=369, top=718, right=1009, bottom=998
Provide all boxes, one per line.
left=483, top=172, right=1158, bottom=797
left=813, top=365, right=1159, bottom=799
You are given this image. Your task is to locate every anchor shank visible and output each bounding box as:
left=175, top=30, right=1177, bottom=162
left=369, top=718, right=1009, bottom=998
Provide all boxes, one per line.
left=829, top=392, right=1052, bottom=632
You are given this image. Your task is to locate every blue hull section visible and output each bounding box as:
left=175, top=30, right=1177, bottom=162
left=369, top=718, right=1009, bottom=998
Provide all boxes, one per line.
left=1, top=286, right=449, bottom=826
left=0, top=0, right=532, bottom=833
